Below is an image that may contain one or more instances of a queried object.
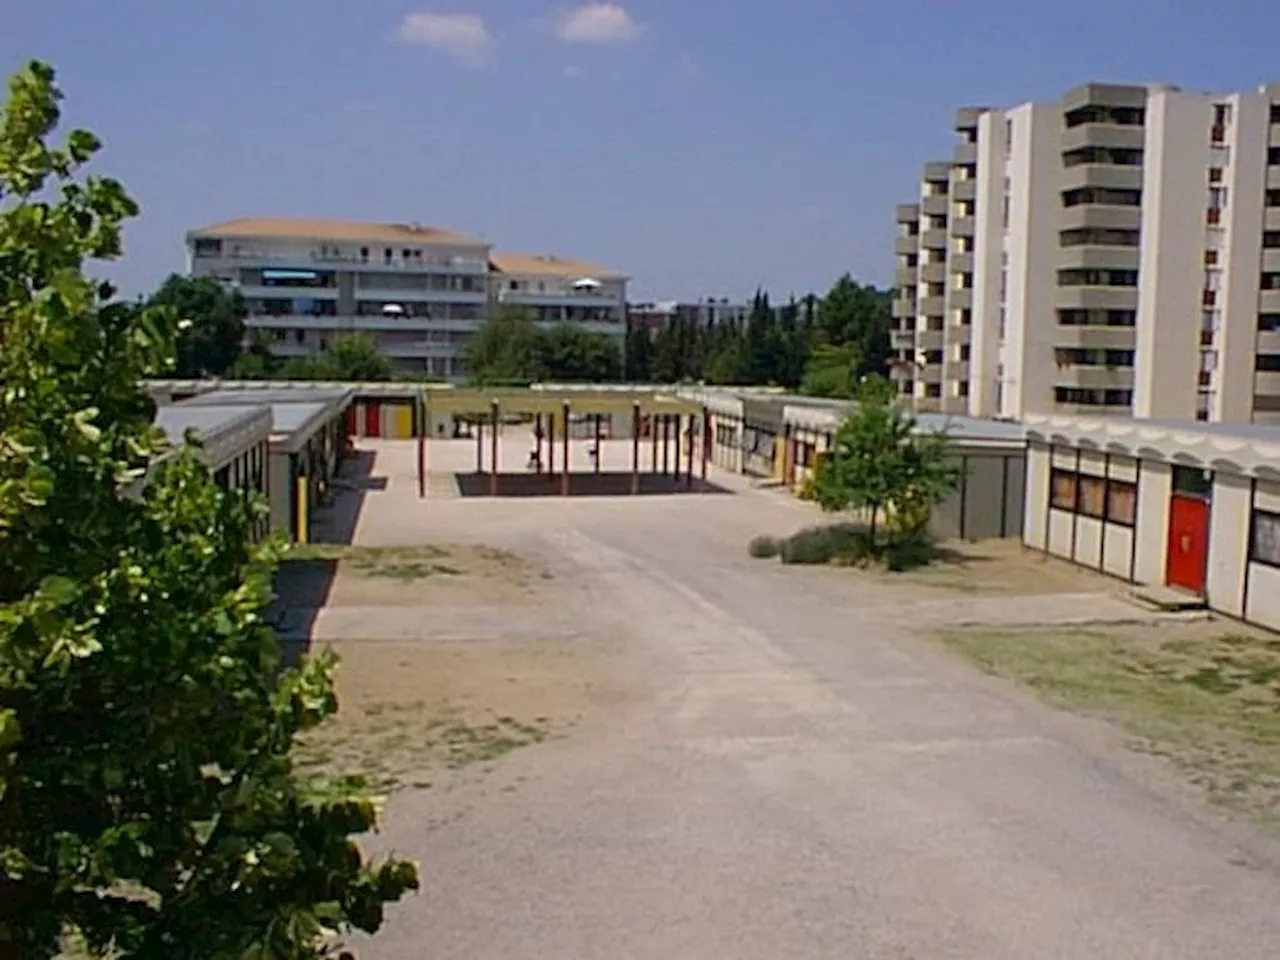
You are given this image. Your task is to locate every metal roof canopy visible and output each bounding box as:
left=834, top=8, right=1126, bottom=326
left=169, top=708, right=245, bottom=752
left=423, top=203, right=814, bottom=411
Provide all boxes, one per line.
left=425, top=387, right=702, bottom=418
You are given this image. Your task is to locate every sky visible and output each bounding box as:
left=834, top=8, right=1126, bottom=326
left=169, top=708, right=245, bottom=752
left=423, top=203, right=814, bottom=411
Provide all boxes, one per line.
left=5, top=0, right=1280, bottom=302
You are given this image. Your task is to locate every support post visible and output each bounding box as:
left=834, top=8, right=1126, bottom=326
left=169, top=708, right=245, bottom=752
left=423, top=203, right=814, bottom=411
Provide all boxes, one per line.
left=593, top=414, right=602, bottom=474
left=661, top=415, right=670, bottom=476
left=673, top=414, right=682, bottom=483
left=548, top=413, right=556, bottom=480
left=416, top=399, right=426, bottom=500
left=561, top=401, right=571, bottom=497
left=489, top=400, right=500, bottom=497
left=650, top=414, right=658, bottom=471
left=686, top=415, right=694, bottom=490
left=631, top=402, right=641, bottom=495
left=474, top=416, right=483, bottom=473
left=700, top=405, right=710, bottom=486
left=535, top=414, right=543, bottom=473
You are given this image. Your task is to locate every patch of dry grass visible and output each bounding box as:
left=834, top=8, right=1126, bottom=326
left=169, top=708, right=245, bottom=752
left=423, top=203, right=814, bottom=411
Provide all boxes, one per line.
left=938, top=622, right=1280, bottom=828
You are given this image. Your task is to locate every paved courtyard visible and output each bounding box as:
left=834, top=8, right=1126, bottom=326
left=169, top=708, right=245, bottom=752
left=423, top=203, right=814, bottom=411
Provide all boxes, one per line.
left=310, top=438, right=1280, bottom=960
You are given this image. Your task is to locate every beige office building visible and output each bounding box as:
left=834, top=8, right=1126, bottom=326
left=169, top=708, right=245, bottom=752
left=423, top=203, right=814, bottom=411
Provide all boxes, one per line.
left=893, top=81, right=1280, bottom=424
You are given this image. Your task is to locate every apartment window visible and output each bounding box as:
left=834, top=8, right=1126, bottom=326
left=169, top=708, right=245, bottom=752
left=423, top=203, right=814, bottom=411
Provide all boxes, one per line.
left=957, top=381, right=970, bottom=397
left=1204, top=249, right=1219, bottom=266
left=1062, top=187, right=1142, bottom=207
left=1203, top=309, right=1220, bottom=332
left=1057, top=269, right=1139, bottom=287
left=924, top=383, right=942, bottom=398
left=959, top=344, right=971, bottom=362
left=1209, top=167, right=1223, bottom=183
left=1270, top=104, right=1280, bottom=124
left=1206, top=207, right=1222, bottom=226
left=1205, top=269, right=1222, bottom=292
left=383, top=248, right=392, bottom=261
left=1209, top=186, right=1228, bottom=209
left=1056, top=309, right=1136, bottom=327
left=1214, top=103, right=1233, bottom=128
left=1107, top=480, right=1137, bottom=526
left=1260, top=314, right=1280, bottom=332
left=1256, top=354, right=1280, bottom=372
left=1200, top=350, right=1218, bottom=373
left=1263, top=273, right=1280, bottom=291
left=359, top=246, right=369, bottom=261
left=1251, top=511, right=1280, bottom=567
left=1267, top=190, right=1280, bottom=207
left=1269, top=147, right=1280, bottom=166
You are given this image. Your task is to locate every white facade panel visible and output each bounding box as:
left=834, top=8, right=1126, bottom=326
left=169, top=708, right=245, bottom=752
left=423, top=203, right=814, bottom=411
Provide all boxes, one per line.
left=1205, top=472, right=1250, bottom=616
left=1075, top=515, right=1103, bottom=568
left=1133, top=460, right=1172, bottom=585
left=1023, top=441, right=1051, bottom=549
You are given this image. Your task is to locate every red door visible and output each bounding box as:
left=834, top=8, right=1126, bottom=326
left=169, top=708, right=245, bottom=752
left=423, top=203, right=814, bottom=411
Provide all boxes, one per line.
left=344, top=405, right=358, bottom=437
left=1166, top=494, right=1209, bottom=594
left=364, top=401, right=381, bottom=438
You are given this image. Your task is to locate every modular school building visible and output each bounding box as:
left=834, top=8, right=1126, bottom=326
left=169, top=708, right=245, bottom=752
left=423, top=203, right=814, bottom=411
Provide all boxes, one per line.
left=1023, top=415, right=1280, bottom=632
left=148, top=381, right=353, bottom=542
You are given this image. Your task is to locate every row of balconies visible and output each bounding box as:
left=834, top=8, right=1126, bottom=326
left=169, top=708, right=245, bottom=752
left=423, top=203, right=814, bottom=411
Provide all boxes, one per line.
left=244, top=312, right=623, bottom=336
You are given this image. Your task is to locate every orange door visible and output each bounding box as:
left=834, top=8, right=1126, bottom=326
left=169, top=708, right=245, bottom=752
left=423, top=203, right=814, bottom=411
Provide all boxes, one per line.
left=1166, top=494, right=1209, bottom=594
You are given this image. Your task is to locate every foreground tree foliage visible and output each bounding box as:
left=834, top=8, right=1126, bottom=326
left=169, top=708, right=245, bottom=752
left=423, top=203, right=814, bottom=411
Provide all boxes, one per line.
left=811, top=376, right=961, bottom=548
left=0, top=62, right=416, bottom=959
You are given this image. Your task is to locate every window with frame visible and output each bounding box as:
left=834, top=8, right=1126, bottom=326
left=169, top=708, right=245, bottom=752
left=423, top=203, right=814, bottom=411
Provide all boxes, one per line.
left=1050, top=468, right=1077, bottom=511
left=1106, top=479, right=1137, bottom=526
left=1251, top=510, right=1280, bottom=567
left=1078, top=475, right=1106, bottom=518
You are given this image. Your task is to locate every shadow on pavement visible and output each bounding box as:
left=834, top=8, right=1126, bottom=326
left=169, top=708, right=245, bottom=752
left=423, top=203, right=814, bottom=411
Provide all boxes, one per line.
left=452, top=471, right=732, bottom=497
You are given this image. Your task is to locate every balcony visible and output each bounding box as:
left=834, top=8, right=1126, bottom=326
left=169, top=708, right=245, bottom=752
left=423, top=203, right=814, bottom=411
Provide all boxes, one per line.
left=891, top=329, right=916, bottom=349
left=917, top=295, right=945, bottom=316
left=1055, top=246, right=1140, bottom=271
left=1055, top=287, right=1139, bottom=310
left=245, top=313, right=485, bottom=333
left=354, top=286, right=488, bottom=305
left=953, top=180, right=976, bottom=202
left=920, top=261, right=946, bottom=284
left=947, top=288, right=973, bottom=309
left=891, top=297, right=915, bottom=319
left=949, top=216, right=975, bottom=237
left=923, top=161, right=951, bottom=183
left=1054, top=326, right=1136, bottom=349
left=1060, top=124, right=1145, bottom=153
left=920, top=229, right=947, bottom=250
left=239, top=285, right=339, bottom=301
left=895, top=203, right=920, bottom=224
left=1058, top=205, right=1143, bottom=232
left=949, top=251, right=974, bottom=274
left=917, top=329, right=945, bottom=350
left=894, top=235, right=919, bottom=255
left=498, top=288, right=621, bottom=310
left=195, top=249, right=489, bottom=275
left=1060, top=164, right=1143, bottom=192
left=895, top=265, right=919, bottom=287
left=921, top=195, right=949, bottom=217
left=1055, top=365, right=1134, bottom=389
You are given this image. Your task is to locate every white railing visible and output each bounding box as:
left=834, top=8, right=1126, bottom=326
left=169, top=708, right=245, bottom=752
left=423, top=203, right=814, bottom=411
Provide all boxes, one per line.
left=196, top=250, right=489, bottom=274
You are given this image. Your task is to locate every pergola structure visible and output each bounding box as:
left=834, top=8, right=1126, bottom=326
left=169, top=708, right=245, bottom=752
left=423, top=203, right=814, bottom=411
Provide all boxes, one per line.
left=417, top=387, right=710, bottom=498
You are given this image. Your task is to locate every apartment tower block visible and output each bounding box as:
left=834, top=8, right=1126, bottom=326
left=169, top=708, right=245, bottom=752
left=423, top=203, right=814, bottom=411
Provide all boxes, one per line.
left=892, top=81, right=1280, bottom=424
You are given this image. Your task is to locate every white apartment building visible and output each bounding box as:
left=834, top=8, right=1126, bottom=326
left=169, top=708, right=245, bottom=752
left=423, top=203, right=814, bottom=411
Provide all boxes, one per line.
left=488, top=252, right=628, bottom=337
left=892, top=81, right=1280, bottom=424
left=186, top=218, right=627, bottom=378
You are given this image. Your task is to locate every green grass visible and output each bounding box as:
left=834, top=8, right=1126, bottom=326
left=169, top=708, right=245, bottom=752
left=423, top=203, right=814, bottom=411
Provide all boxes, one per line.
left=938, top=626, right=1280, bottom=827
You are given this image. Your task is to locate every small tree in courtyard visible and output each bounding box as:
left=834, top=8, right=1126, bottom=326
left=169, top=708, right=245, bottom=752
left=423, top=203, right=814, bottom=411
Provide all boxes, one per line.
left=0, top=61, right=416, bottom=959
left=810, top=376, right=961, bottom=552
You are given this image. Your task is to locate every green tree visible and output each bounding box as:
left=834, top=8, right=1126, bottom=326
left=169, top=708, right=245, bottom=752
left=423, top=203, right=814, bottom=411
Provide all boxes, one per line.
left=464, top=305, right=545, bottom=383
left=623, top=319, right=653, bottom=382
left=538, top=323, right=621, bottom=382
left=318, top=333, right=395, bottom=381
left=146, top=274, right=247, bottom=378
left=799, top=341, right=860, bottom=398
left=228, top=331, right=281, bottom=380
left=811, top=274, right=892, bottom=382
left=811, top=376, right=960, bottom=549
left=0, top=61, right=416, bottom=959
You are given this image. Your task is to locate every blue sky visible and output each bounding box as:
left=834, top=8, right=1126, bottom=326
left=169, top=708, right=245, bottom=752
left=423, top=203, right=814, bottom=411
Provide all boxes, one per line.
left=5, top=0, right=1280, bottom=301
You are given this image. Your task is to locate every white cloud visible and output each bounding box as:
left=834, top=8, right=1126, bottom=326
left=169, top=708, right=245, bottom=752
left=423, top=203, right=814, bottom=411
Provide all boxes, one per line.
left=392, top=12, right=495, bottom=65
left=555, top=3, right=644, bottom=43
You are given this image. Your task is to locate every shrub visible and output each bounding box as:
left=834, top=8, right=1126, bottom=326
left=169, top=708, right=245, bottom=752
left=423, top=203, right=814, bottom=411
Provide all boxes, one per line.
left=748, top=535, right=782, bottom=559
left=779, top=523, right=874, bottom=566
left=884, top=530, right=938, bottom=571
left=825, top=522, right=875, bottom=566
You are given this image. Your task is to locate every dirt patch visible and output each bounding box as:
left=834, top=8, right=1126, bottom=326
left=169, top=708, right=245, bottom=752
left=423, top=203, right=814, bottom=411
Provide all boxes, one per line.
left=280, top=543, right=553, bottom=608
left=873, top=540, right=1115, bottom=595
left=297, top=638, right=629, bottom=793
left=937, top=618, right=1280, bottom=829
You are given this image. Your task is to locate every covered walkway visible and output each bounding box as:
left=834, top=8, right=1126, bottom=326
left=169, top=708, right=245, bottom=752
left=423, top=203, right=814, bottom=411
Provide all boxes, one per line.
left=418, top=388, right=718, bottom=498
